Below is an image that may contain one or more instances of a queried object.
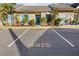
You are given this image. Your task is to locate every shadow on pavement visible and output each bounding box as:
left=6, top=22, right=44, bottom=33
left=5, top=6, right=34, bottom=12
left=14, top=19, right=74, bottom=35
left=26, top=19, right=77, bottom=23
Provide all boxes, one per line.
left=9, top=29, right=28, bottom=56
left=29, top=47, right=79, bottom=56
left=33, top=29, right=68, bottom=47
left=8, top=29, right=79, bottom=56
left=29, top=29, right=79, bottom=56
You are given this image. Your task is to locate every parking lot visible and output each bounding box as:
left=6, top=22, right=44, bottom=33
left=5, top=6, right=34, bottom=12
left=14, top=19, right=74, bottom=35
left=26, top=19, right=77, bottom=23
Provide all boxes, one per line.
left=0, top=28, right=79, bottom=56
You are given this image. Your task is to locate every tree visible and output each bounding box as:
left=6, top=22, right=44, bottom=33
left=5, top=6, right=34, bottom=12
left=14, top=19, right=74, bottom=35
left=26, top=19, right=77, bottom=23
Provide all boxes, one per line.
left=51, top=8, right=58, bottom=26
left=48, top=4, right=58, bottom=26
left=0, top=3, right=15, bottom=26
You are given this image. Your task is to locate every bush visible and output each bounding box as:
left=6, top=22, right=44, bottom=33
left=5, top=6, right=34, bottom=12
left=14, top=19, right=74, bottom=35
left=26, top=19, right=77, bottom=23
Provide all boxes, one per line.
left=2, top=15, right=7, bottom=25
left=64, top=19, right=68, bottom=23
left=70, top=19, right=79, bottom=25
left=2, top=20, right=6, bottom=25
left=29, top=19, right=35, bottom=26
left=41, top=17, right=47, bottom=25
left=54, top=18, right=62, bottom=26
left=23, top=16, right=28, bottom=23
left=16, top=18, right=20, bottom=25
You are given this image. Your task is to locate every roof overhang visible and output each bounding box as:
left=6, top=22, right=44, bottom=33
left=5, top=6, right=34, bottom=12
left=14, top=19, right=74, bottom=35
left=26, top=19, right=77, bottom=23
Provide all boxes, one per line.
left=14, top=5, right=51, bottom=13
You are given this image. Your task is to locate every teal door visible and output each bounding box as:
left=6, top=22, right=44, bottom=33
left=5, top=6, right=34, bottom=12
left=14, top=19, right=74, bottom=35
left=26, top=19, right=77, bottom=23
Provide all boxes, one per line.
left=35, top=15, right=41, bottom=25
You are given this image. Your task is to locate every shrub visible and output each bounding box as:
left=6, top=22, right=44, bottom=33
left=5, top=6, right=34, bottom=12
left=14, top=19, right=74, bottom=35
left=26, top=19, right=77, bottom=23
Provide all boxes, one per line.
left=16, top=18, right=20, bottom=25
left=70, top=19, right=78, bottom=25
left=64, top=19, right=68, bottom=23
left=29, top=19, right=35, bottom=26
left=2, top=15, right=7, bottom=25
left=41, top=17, right=47, bottom=25
left=23, top=16, right=28, bottom=23
left=54, top=18, right=62, bottom=26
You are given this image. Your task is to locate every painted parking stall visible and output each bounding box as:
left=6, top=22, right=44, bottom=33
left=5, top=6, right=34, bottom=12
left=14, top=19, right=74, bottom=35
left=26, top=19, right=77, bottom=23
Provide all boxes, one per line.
left=0, top=28, right=79, bottom=55
left=53, top=28, right=79, bottom=47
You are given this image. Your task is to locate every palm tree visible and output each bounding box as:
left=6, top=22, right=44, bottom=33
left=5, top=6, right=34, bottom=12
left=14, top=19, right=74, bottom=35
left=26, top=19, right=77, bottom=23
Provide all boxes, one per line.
left=48, top=4, right=58, bottom=26
left=51, top=8, right=58, bottom=26
left=0, top=3, right=15, bottom=26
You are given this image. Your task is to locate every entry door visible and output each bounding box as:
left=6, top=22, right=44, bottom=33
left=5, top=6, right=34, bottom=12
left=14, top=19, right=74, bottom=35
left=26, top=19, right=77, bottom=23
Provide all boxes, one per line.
left=46, top=14, right=51, bottom=22
left=46, top=14, right=52, bottom=25
left=35, top=15, right=41, bottom=25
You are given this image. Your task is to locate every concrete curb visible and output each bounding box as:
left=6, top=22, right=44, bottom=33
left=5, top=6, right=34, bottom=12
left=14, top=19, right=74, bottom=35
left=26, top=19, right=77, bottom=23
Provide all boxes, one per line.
left=0, top=26, right=79, bottom=29
left=0, top=26, right=51, bottom=29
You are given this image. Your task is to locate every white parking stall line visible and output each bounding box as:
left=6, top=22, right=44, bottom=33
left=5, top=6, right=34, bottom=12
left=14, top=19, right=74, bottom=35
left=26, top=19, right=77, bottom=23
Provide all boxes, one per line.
left=51, top=29, right=75, bottom=47
left=8, top=28, right=29, bottom=47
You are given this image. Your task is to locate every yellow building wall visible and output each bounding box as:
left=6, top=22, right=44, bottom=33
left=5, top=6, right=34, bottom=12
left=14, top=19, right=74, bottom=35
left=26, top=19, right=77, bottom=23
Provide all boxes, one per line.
left=28, top=14, right=35, bottom=21
left=58, top=12, right=74, bottom=20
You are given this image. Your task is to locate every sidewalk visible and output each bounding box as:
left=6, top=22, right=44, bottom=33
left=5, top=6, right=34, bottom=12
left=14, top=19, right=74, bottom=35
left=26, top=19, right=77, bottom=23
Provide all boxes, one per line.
left=0, top=25, right=79, bottom=29
left=0, top=26, right=51, bottom=29
left=53, top=25, right=79, bottom=28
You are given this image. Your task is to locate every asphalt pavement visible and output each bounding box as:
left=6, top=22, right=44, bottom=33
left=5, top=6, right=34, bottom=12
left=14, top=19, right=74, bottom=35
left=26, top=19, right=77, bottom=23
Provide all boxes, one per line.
left=0, top=28, right=79, bottom=56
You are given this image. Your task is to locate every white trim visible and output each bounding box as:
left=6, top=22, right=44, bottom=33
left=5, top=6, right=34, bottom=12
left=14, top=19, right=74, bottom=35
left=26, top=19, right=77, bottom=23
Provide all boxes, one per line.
left=8, top=28, right=29, bottom=47
left=51, top=29, right=75, bottom=47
